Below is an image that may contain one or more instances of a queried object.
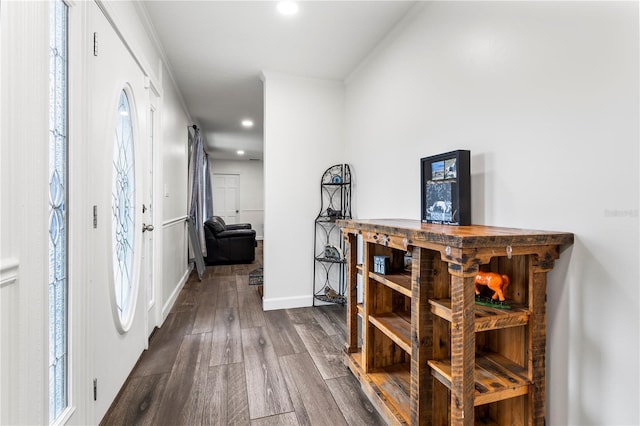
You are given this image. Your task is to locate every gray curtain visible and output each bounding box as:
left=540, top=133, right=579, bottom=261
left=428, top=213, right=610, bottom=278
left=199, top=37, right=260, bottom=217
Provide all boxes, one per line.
left=188, top=127, right=207, bottom=256
left=204, top=153, right=214, bottom=220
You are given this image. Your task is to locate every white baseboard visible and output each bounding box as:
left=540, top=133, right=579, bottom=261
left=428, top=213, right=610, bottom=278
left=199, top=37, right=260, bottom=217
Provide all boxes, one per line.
left=161, top=265, right=192, bottom=321
left=262, top=294, right=313, bottom=311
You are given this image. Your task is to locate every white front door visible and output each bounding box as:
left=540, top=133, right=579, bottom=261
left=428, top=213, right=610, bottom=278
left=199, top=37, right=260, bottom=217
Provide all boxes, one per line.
left=88, top=4, right=148, bottom=422
left=213, top=173, right=240, bottom=224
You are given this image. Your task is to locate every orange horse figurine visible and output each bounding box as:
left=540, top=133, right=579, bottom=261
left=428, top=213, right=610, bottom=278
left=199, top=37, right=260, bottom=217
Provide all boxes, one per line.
left=474, top=272, right=510, bottom=302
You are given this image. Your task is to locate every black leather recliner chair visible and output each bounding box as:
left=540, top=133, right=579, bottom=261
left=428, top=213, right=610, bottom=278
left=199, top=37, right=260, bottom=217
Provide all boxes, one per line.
left=203, top=216, right=257, bottom=265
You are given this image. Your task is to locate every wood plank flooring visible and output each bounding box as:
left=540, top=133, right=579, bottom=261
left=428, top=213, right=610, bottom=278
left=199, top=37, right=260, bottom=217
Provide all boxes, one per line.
left=101, top=243, right=384, bottom=426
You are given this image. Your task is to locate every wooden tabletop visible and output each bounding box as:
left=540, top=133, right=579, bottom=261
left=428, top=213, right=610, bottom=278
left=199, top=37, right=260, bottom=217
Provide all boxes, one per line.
left=336, top=218, right=574, bottom=249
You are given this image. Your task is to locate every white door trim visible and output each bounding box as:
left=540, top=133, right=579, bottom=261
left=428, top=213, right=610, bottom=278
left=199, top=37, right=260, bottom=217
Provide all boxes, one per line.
left=146, top=90, right=163, bottom=339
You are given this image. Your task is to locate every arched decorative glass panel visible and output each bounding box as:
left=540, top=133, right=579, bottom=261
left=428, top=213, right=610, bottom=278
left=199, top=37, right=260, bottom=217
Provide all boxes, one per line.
left=112, top=90, right=135, bottom=325
left=49, top=0, right=68, bottom=422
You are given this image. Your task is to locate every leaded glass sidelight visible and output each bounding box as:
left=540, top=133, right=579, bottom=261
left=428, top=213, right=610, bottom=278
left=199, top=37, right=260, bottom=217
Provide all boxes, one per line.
left=48, top=0, right=68, bottom=422
left=112, top=90, right=135, bottom=326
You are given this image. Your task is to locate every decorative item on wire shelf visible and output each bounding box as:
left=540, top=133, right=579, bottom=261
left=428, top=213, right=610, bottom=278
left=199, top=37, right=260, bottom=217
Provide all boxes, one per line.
left=321, top=163, right=351, bottom=185
left=324, top=244, right=343, bottom=261
left=323, top=286, right=344, bottom=303
left=326, top=207, right=341, bottom=221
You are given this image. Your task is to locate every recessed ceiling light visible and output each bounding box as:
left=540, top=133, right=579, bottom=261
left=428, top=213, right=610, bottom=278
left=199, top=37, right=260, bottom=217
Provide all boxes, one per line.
left=237, top=150, right=245, bottom=156
left=277, top=1, right=298, bottom=16
left=241, top=119, right=254, bottom=128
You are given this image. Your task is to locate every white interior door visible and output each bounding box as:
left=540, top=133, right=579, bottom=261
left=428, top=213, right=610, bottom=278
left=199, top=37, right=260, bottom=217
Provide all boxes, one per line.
left=213, top=173, right=240, bottom=224
left=88, top=4, right=148, bottom=422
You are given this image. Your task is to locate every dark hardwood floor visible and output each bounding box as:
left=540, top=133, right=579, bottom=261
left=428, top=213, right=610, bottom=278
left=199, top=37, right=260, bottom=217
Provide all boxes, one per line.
left=101, top=242, right=384, bottom=426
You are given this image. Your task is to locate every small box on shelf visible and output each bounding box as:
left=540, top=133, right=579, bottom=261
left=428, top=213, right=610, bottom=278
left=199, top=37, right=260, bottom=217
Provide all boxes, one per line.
left=373, top=255, right=390, bottom=274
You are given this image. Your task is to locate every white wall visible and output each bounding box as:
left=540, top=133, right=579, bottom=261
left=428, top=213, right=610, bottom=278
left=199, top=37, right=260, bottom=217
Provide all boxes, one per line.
left=344, top=2, right=639, bottom=425
left=0, top=3, right=50, bottom=423
left=159, top=80, right=190, bottom=315
left=211, top=159, right=265, bottom=239
left=262, top=72, right=345, bottom=310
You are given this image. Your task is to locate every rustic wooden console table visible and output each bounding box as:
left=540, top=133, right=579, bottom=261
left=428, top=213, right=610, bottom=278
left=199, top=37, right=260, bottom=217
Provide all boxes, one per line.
left=336, top=219, right=573, bottom=425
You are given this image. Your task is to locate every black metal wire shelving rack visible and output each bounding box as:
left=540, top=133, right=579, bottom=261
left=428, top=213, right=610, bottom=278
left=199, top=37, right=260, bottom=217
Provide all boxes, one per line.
left=313, top=164, right=352, bottom=306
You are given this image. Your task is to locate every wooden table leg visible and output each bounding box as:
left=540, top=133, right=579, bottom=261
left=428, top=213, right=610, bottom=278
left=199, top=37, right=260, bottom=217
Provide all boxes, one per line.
left=448, top=262, right=478, bottom=426
left=344, top=231, right=359, bottom=354
left=411, top=247, right=434, bottom=425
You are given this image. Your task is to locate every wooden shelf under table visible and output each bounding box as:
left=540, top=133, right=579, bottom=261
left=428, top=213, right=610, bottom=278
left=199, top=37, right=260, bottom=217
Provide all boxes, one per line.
left=345, top=351, right=410, bottom=425
left=428, top=352, right=530, bottom=407
left=429, top=298, right=530, bottom=332
left=369, top=270, right=412, bottom=297
left=368, top=311, right=411, bottom=353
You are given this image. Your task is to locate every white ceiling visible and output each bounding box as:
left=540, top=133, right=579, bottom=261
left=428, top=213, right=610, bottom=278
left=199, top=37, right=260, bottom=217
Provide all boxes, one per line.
left=141, top=1, right=416, bottom=160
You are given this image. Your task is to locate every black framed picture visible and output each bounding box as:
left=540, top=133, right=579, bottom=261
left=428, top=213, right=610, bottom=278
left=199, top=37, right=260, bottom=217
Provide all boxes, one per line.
left=420, top=150, right=471, bottom=225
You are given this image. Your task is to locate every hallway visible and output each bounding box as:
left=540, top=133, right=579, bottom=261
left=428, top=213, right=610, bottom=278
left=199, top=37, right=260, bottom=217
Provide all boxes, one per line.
left=101, top=244, right=383, bottom=425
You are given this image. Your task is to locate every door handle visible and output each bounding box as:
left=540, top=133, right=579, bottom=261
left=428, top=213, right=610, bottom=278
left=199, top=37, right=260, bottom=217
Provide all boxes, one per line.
left=142, top=224, right=154, bottom=233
